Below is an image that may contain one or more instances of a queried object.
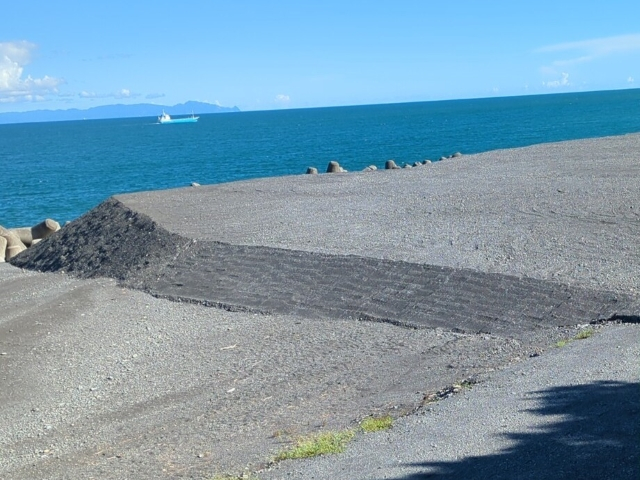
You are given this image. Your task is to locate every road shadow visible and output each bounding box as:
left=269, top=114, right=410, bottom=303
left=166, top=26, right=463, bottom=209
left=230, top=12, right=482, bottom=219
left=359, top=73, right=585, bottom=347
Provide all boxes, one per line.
left=394, top=380, right=640, bottom=480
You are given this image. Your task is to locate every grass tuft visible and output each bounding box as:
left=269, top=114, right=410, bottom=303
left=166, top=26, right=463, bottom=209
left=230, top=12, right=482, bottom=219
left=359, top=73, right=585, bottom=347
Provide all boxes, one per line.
left=273, top=430, right=355, bottom=461
left=360, top=415, right=393, bottom=432
left=556, top=328, right=595, bottom=347
left=574, top=328, right=595, bottom=340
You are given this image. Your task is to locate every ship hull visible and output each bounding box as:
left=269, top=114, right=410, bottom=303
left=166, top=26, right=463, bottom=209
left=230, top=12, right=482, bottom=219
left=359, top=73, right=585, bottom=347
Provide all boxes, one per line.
left=159, top=117, right=199, bottom=124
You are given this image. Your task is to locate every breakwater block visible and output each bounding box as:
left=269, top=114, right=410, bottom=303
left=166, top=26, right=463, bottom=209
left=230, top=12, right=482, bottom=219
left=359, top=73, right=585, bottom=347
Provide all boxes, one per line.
left=10, top=219, right=60, bottom=247
left=385, top=159, right=400, bottom=169
left=0, top=227, right=27, bottom=260
left=1, top=219, right=63, bottom=262
left=326, top=160, right=347, bottom=173
left=10, top=197, right=638, bottom=337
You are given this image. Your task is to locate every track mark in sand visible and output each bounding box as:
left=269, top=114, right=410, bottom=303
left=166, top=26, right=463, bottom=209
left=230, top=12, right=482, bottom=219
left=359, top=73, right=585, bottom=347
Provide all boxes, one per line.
left=12, top=198, right=639, bottom=338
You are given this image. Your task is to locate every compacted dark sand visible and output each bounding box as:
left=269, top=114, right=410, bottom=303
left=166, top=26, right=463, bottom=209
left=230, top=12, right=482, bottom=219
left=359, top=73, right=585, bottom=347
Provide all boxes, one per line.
left=2, top=134, right=639, bottom=479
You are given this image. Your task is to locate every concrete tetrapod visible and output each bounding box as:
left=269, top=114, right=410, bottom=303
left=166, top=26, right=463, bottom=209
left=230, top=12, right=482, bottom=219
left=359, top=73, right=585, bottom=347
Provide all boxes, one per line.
left=1, top=219, right=61, bottom=261
left=385, top=159, right=400, bottom=169
left=0, top=228, right=27, bottom=260
left=326, top=160, right=347, bottom=173
left=11, top=219, right=61, bottom=247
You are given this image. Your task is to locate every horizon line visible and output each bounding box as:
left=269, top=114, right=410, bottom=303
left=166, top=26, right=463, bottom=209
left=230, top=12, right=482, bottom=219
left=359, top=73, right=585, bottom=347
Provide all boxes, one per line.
left=0, top=86, right=638, bottom=125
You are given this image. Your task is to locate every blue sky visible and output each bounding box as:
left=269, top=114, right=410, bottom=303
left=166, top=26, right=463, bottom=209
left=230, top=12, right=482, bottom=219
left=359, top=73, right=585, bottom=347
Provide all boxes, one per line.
left=2, top=1, right=639, bottom=112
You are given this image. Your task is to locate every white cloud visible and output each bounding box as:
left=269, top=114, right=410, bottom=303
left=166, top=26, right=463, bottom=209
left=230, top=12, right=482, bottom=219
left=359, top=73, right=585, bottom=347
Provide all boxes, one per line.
left=543, top=72, right=570, bottom=88
left=79, top=90, right=100, bottom=98
left=79, top=88, right=140, bottom=100
left=275, top=94, right=290, bottom=104
left=145, top=92, right=165, bottom=99
left=114, top=88, right=132, bottom=99
left=0, top=41, right=65, bottom=103
left=536, top=33, right=640, bottom=66
left=628, top=76, right=635, bottom=83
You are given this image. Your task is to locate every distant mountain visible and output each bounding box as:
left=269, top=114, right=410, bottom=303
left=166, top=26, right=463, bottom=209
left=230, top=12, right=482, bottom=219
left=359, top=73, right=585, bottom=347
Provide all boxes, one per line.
left=0, top=101, right=240, bottom=124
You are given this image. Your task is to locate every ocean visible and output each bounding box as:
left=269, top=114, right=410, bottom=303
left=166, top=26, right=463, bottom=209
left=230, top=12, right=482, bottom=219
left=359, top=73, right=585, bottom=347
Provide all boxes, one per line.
left=2, top=88, right=640, bottom=228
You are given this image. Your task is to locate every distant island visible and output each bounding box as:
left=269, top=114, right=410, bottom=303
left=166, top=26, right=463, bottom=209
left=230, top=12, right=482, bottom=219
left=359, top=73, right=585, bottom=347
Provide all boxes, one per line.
left=0, top=101, right=240, bottom=124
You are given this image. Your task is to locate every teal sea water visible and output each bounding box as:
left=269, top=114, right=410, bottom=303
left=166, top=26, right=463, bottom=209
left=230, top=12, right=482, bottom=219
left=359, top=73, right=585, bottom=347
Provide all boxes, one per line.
left=2, top=89, right=640, bottom=227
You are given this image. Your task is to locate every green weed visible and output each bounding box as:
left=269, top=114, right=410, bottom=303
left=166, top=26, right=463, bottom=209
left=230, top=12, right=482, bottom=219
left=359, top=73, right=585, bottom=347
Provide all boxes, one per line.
left=273, top=430, right=355, bottom=461
left=360, top=415, right=393, bottom=432
left=574, top=328, right=595, bottom=340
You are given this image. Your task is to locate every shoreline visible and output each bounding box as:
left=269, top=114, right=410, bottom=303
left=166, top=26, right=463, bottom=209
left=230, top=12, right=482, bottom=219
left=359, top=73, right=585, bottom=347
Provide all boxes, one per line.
left=3, top=87, right=640, bottom=228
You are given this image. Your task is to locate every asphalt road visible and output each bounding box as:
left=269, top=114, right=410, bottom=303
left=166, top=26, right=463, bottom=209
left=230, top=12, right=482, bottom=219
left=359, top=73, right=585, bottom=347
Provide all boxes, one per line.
left=260, top=323, right=640, bottom=480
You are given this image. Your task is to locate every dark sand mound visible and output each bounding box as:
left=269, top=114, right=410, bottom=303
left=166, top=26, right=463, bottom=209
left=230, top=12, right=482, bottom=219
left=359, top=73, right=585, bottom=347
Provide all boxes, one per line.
left=11, top=196, right=637, bottom=336
left=10, top=198, right=188, bottom=281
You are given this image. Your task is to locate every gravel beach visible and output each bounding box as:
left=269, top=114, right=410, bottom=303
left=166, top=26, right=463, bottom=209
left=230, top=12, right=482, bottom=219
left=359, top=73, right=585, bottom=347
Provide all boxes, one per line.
left=2, top=134, right=639, bottom=479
